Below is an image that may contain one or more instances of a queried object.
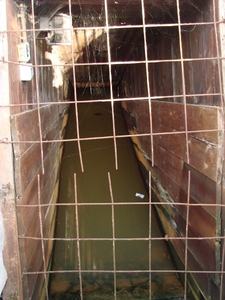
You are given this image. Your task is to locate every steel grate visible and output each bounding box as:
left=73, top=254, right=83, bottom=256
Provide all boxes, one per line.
left=0, top=0, right=225, bottom=299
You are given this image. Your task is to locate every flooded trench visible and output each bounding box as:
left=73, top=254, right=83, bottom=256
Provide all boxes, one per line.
left=48, top=98, right=184, bottom=299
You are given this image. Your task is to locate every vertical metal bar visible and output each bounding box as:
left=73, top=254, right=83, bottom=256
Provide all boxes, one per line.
left=68, top=0, right=84, bottom=172
left=212, top=0, right=224, bottom=109
left=148, top=171, right=152, bottom=300
left=104, top=0, right=118, bottom=170
left=220, top=231, right=225, bottom=300
left=184, top=170, right=191, bottom=300
left=37, top=174, right=49, bottom=300
left=74, top=173, right=83, bottom=300
left=212, top=2, right=225, bottom=296
left=30, top=0, right=45, bottom=174
left=175, top=0, right=190, bottom=165
left=176, top=4, right=191, bottom=294
left=140, top=0, right=154, bottom=167
left=108, top=172, right=117, bottom=300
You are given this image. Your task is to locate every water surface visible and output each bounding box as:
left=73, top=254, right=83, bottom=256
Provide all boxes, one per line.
left=49, top=101, right=183, bottom=299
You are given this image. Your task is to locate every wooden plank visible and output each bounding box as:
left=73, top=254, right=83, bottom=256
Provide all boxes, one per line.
left=18, top=143, right=62, bottom=237
left=26, top=242, right=44, bottom=298
left=153, top=188, right=216, bottom=270
left=187, top=104, right=222, bottom=144
left=14, top=113, right=68, bottom=196
left=152, top=101, right=221, bottom=137
left=12, top=105, right=69, bottom=300
left=151, top=101, right=185, bottom=132
left=131, top=129, right=218, bottom=224
left=151, top=167, right=217, bottom=273
left=11, top=104, right=69, bottom=157
left=11, top=108, right=39, bottom=158
left=187, top=164, right=218, bottom=217
left=124, top=100, right=222, bottom=182
left=153, top=143, right=185, bottom=188
left=153, top=123, right=186, bottom=160
left=14, top=142, right=42, bottom=196
left=156, top=207, right=211, bottom=299
left=143, top=126, right=220, bottom=184
left=188, top=135, right=219, bottom=181
left=152, top=165, right=217, bottom=218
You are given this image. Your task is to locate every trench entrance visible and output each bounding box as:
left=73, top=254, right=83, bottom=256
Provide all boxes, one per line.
left=5, top=0, right=225, bottom=299
left=48, top=97, right=183, bottom=299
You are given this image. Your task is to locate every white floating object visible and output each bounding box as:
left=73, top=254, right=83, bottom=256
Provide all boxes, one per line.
left=135, top=192, right=145, bottom=199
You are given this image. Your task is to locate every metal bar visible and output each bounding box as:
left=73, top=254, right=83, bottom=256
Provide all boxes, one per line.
left=8, top=126, right=223, bottom=141
left=108, top=172, right=117, bottom=300
left=74, top=173, right=83, bottom=300
left=184, top=170, right=191, bottom=300
left=18, top=236, right=225, bottom=242
left=69, top=0, right=84, bottom=172
left=1, top=21, right=221, bottom=34
left=1, top=56, right=223, bottom=68
left=31, top=0, right=45, bottom=174
left=176, top=0, right=189, bottom=164
left=140, top=0, right=154, bottom=167
left=104, top=0, right=118, bottom=170
left=148, top=172, right=152, bottom=300
left=220, top=230, right=225, bottom=300
left=212, top=0, right=225, bottom=291
left=22, top=268, right=225, bottom=275
left=1, top=91, right=223, bottom=108
left=16, top=201, right=225, bottom=208
left=37, top=174, right=49, bottom=300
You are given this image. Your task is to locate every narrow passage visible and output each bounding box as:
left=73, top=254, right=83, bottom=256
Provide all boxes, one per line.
left=49, top=100, right=183, bottom=299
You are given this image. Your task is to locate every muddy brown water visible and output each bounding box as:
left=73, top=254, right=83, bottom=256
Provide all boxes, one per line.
left=48, top=101, right=184, bottom=299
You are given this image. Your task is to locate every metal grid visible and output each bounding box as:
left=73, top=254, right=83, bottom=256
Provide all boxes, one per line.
left=1, top=0, right=225, bottom=299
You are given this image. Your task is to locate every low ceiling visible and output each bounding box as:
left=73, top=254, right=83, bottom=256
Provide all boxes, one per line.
left=21, top=0, right=211, bottom=89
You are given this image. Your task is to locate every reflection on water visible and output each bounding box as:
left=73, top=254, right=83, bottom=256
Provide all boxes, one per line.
left=49, top=102, right=183, bottom=299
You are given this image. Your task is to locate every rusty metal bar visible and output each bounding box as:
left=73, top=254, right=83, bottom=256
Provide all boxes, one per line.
left=18, top=235, right=225, bottom=242
left=0, top=91, right=223, bottom=108
left=104, top=0, right=118, bottom=170
left=220, top=232, right=225, bottom=300
left=176, top=0, right=190, bottom=164
left=22, top=269, right=225, bottom=275
left=37, top=174, right=49, bottom=300
left=140, top=0, right=154, bottom=167
left=31, top=0, right=45, bottom=174
left=1, top=20, right=223, bottom=35
left=69, top=0, right=84, bottom=172
left=184, top=170, right=191, bottom=300
left=74, top=173, right=83, bottom=300
left=108, top=172, right=117, bottom=300
left=148, top=171, right=152, bottom=300
left=6, top=127, right=223, bottom=141
left=1, top=56, right=223, bottom=68
left=16, top=201, right=225, bottom=208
